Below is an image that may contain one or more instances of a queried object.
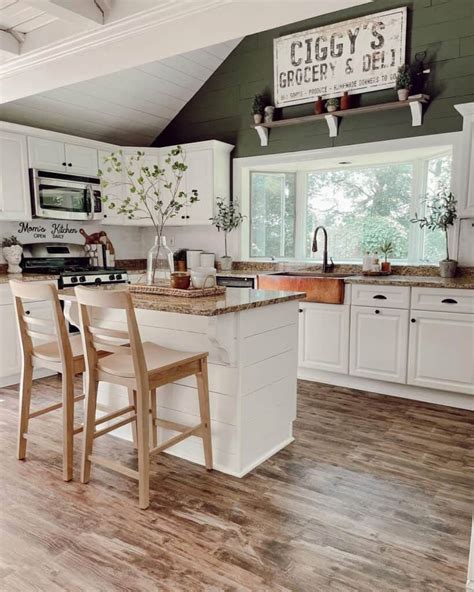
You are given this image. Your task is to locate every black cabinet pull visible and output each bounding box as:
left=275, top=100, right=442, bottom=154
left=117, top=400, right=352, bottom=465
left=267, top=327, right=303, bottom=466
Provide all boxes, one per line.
left=298, top=308, right=303, bottom=313
left=103, top=214, right=107, bottom=218
left=186, top=215, right=190, bottom=219
left=373, top=294, right=387, bottom=300
left=375, top=309, right=380, bottom=314
left=181, top=215, right=185, bottom=219
left=25, top=310, right=30, bottom=315
left=62, top=162, right=66, bottom=166
left=411, top=318, right=416, bottom=323
left=441, top=298, right=458, bottom=304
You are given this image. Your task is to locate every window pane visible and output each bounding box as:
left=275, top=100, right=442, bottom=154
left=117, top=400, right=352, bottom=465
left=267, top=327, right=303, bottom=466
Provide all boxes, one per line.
left=306, top=164, right=413, bottom=261
left=422, top=155, right=452, bottom=262
left=250, top=172, right=296, bottom=258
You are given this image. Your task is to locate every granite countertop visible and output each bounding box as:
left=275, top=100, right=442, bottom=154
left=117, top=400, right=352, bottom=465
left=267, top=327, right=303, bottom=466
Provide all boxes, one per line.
left=345, top=275, right=474, bottom=289
left=0, top=273, right=59, bottom=284
left=59, top=285, right=305, bottom=316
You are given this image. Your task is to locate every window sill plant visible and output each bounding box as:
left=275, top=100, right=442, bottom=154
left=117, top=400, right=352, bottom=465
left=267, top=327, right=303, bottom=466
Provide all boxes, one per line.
left=2, top=235, right=22, bottom=274
left=379, top=240, right=394, bottom=273
left=411, top=190, right=457, bottom=278
left=210, top=198, right=245, bottom=271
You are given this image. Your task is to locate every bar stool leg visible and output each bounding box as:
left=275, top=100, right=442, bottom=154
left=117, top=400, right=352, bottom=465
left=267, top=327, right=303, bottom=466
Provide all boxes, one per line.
left=196, top=358, right=213, bottom=471
left=149, top=388, right=157, bottom=448
left=62, top=372, right=75, bottom=481
left=17, top=357, right=33, bottom=460
left=81, top=374, right=98, bottom=484
left=127, top=388, right=138, bottom=449
left=136, top=386, right=150, bottom=510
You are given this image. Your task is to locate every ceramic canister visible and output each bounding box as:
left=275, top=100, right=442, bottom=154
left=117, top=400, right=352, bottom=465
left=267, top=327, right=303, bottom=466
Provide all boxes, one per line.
left=186, top=250, right=202, bottom=270
left=200, top=252, right=215, bottom=268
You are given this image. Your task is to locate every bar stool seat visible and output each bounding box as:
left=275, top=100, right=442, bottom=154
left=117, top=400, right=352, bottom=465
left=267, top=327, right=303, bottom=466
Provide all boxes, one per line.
left=98, top=342, right=205, bottom=378
left=34, top=334, right=85, bottom=364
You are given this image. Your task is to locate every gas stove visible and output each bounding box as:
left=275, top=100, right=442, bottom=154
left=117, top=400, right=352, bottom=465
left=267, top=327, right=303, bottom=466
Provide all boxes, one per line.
left=59, top=268, right=128, bottom=288
left=21, top=242, right=128, bottom=288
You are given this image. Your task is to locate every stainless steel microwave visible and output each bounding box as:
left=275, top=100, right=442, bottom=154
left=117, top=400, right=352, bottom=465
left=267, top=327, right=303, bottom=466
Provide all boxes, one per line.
left=30, top=169, right=103, bottom=221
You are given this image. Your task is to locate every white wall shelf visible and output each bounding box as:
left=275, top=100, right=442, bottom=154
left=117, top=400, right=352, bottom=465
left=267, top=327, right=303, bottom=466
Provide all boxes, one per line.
left=252, top=94, right=430, bottom=145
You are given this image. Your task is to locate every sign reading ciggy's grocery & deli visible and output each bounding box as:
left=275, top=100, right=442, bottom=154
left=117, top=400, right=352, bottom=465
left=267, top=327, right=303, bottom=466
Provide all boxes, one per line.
left=274, top=8, right=407, bottom=107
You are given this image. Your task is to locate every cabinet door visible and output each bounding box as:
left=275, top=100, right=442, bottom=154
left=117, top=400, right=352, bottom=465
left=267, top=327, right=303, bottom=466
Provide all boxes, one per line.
left=28, top=137, right=66, bottom=171
left=65, top=143, right=98, bottom=176
left=0, top=304, right=21, bottom=378
left=407, top=310, right=474, bottom=394
left=299, top=303, right=349, bottom=374
left=0, top=131, right=31, bottom=221
left=183, top=149, right=214, bottom=225
left=98, top=149, right=125, bottom=226
left=350, top=306, right=409, bottom=384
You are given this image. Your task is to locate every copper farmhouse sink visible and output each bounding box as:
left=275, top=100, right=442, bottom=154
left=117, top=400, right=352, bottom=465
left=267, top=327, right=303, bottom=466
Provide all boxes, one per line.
left=257, top=272, right=354, bottom=304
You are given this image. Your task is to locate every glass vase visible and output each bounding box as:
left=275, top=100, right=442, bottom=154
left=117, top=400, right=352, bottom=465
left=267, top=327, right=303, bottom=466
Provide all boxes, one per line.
left=147, top=235, right=174, bottom=285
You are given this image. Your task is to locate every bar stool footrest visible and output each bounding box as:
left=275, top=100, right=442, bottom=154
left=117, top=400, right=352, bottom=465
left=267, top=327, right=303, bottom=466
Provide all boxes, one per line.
left=150, top=424, right=203, bottom=455
left=88, top=454, right=139, bottom=480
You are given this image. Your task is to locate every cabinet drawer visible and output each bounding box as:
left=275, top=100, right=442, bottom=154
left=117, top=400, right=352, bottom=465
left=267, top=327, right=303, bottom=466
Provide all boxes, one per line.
left=411, top=288, right=474, bottom=314
left=350, top=284, right=410, bottom=309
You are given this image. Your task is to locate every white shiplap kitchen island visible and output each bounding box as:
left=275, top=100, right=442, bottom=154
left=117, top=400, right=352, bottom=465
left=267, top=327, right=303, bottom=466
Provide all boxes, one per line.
left=66, top=287, right=303, bottom=477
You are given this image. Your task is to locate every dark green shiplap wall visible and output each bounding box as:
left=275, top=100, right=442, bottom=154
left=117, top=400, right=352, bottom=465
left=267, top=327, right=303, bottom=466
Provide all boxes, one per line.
left=153, top=0, right=474, bottom=157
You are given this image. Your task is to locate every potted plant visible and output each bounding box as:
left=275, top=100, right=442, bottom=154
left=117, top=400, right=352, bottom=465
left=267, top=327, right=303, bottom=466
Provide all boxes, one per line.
left=411, top=191, right=458, bottom=278
left=252, top=94, right=265, bottom=124
left=379, top=240, right=394, bottom=273
left=99, top=146, right=198, bottom=285
left=173, top=248, right=187, bottom=272
left=2, top=235, right=23, bottom=274
left=395, top=64, right=412, bottom=101
left=210, top=198, right=245, bottom=271
left=325, top=97, right=339, bottom=113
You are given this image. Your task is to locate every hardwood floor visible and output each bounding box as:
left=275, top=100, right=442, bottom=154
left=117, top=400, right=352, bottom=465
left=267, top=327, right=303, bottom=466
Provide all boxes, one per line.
left=0, top=375, right=472, bottom=592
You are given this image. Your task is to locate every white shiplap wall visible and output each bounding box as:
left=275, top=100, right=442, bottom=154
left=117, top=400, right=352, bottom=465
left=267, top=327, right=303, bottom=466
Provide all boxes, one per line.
left=0, top=38, right=241, bottom=145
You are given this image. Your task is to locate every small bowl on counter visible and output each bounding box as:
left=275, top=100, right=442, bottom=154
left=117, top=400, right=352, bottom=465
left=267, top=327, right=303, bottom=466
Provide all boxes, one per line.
left=190, top=267, right=216, bottom=289
left=170, top=272, right=191, bottom=290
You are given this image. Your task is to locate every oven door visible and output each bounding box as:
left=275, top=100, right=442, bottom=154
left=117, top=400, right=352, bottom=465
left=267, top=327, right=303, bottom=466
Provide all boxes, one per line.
left=31, top=171, right=102, bottom=221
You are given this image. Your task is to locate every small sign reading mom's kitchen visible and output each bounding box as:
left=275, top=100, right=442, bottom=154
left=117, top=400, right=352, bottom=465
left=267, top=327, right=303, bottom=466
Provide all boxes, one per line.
left=274, top=7, right=407, bottom=107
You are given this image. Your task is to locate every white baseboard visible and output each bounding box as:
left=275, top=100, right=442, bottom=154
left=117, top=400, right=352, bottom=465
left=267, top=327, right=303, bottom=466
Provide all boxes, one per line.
left=298, top=368, right=474, bottom=411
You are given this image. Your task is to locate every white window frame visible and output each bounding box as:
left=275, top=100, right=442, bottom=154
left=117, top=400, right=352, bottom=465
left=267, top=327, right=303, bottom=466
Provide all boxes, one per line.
left=235, top=133, right=460, bottom=264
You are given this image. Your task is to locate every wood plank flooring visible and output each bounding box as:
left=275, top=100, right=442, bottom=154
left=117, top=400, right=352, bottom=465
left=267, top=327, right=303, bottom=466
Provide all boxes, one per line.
left=0, top=375, right=472, bottom=591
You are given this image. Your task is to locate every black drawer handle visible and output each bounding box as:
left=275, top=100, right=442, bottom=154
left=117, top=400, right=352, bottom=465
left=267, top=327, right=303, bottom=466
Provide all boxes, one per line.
left=25, top=310, right=30, bottom=315
left=411, top=318, right=416, bottom=323
left=375, top=309, right=380, bottom=314
left=441, top=298, right=458, bottom=304
left=373, top=294, right=387, bottom=300
left=298, top=309, right=303, bottom=313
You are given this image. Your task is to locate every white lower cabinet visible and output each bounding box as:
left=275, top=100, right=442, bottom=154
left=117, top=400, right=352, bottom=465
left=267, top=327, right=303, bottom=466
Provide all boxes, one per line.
left=298, top=302, right=349, bottom=374
left=407, top=310, right=474, bottom=395
left=349, top=305, right=409, bottom=384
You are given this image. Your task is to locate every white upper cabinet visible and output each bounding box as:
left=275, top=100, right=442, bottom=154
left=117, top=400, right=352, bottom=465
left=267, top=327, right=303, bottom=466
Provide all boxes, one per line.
left=98, top=149, right=125, bottom=226
left=454, top=102, right=474, bottom=217
left=0, top=131, right=31, bottom=221
left=28, top=136, right=98, bottom=176
left=407, top=310, right=474, bottom=395
left=350, top=305, right=409, bottom=384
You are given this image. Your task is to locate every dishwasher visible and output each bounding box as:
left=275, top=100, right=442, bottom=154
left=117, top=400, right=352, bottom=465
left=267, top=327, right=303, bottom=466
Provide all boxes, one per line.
left=216, top=275, right=256, bottom=289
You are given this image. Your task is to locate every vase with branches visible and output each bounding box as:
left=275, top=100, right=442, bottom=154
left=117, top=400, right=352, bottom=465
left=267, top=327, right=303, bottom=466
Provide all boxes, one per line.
left=210, top=198, right=245, bottom=271
left=99, top=146, right=198, bottom=284
left=411, top=190, right=457, bottom=277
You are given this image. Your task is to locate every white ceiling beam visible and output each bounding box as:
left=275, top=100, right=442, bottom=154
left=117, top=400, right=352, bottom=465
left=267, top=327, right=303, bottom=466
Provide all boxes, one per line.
left=0, top=30, right=21, bottom=55
left=26, top=0, right=105, bottom=25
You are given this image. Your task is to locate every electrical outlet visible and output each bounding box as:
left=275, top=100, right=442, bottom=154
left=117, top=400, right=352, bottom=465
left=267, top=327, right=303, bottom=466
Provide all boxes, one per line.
left=168, top=235, right=175, bottom=247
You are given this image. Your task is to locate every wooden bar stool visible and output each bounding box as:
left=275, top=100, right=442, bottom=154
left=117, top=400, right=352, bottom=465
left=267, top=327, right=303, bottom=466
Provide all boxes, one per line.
left=10, top=280, right=86, bottom=481
left=75, top=286, right=213, bottom=510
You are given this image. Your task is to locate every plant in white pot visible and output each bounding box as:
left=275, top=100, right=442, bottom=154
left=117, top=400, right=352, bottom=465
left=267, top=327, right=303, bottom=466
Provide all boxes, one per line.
left=99, top=146, right=198, bottom=285
left=2, top=235, right=23, bottom=274
left=411, top=190, right=458, bottom=278
left=395, top=64, right=412, bottom=101
left=210, top=198, right=245, bottom=271
left=252, top=94, right=265, bottom=124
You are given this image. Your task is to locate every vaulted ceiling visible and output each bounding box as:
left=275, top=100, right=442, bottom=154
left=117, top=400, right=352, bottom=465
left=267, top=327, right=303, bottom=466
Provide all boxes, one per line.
left=0, top=38, right=241, bottom=145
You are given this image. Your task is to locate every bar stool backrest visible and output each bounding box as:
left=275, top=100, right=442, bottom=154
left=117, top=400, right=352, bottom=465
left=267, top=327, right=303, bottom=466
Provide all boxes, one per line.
left=9, top=280, right=72, bottom=367
left=74, top=286, right=149, bottom=389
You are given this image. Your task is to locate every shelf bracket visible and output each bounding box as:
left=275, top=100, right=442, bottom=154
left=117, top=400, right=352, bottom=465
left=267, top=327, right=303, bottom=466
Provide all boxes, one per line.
left=255, top=125, right=268, bottom=147
left=409, top=100, right=423, bottom=127
left=324, top=114, right=339, bottom=137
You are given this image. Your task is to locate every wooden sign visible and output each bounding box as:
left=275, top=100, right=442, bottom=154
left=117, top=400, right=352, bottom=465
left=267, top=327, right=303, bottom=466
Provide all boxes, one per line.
left=274, top=7, right=407, bottom=107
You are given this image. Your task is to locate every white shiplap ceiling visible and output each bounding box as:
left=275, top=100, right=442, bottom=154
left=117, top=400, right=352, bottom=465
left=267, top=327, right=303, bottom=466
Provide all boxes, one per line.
left=0, top=0, right=57, bottom=33
left=0, top=38, right=241, bottom=145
